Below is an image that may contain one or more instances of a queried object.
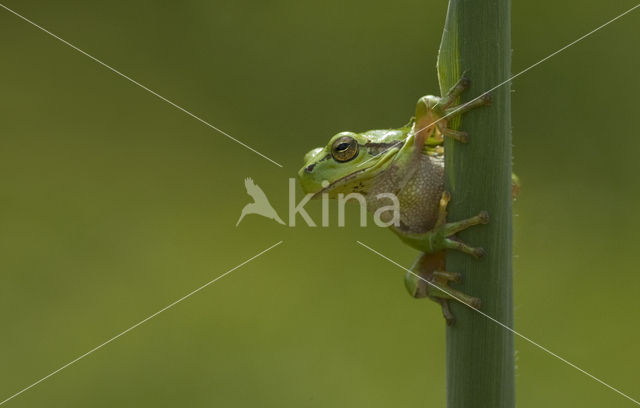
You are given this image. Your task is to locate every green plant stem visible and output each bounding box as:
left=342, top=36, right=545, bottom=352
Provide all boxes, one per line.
left=437, top=1, right=514, bottom=407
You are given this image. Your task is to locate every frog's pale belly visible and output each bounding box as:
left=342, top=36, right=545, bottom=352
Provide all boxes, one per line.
left=365, top=154, right=444, bottom=233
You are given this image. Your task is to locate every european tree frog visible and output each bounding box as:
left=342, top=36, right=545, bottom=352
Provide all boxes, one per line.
left=298, top=78, right=499, bottom=324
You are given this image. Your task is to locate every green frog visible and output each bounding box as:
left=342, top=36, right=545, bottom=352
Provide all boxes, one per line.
left=298, top=77, right=500, bottom=324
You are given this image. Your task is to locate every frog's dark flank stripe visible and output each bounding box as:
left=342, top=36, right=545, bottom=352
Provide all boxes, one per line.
left=363, top=141, right=403, bottom=157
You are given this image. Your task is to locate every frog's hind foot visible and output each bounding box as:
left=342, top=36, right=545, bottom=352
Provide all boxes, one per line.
left=428, top=273, right=482, bottom=325
left=404, top=252, right=481, bottom=325
left=428, top=273, right=481, bottom=309
left=437, top=298, right=456, bottom=326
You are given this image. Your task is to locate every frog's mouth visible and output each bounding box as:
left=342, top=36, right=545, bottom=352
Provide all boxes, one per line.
left=311, top=147, right=399, bottom=198
left=311, top=169, right=367, bottom=199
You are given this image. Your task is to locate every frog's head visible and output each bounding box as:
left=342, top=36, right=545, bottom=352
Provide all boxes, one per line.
left=298, top=131, right=401, bottom=198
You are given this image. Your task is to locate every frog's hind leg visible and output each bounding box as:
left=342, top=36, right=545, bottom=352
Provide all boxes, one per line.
left=404, top=251, right=446, bottom=299
left=430, top=286, right=481, bottom=326
left=404, top=251, right=480, bottom=325
left=428, top=272, right=481, bottom=326
left=427, top=281, right=481, bottom=310
left=437, top=298, right=455, bottom=325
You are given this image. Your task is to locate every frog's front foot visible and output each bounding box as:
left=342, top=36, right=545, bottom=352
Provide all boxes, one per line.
left=431, top=191, right=488, bottom=258
left=396, top=191, right=488, bottom=255
left=415, top=76, right=491, bottom=144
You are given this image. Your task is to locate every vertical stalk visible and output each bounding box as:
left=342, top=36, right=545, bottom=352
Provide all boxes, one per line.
left=437, top=1, right=514, bottom=407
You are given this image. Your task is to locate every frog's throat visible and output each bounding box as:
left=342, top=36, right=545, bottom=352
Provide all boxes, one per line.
left=311, top=147, right=400, bottom=198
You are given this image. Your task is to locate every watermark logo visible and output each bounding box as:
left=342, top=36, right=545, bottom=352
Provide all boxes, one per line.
left=236, top=178, right=286, bottom=226
left=236, top=178, right=400, bottom=227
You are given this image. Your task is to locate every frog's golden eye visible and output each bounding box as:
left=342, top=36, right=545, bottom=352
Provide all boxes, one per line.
left=331, top=136, right=358, bottom=162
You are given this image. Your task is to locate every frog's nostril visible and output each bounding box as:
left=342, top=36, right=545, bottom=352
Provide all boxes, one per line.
left=305, top=163, right=316, bottom=172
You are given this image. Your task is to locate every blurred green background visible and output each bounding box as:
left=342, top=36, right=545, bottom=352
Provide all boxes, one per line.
left=1, top=1, right=639, bottom=406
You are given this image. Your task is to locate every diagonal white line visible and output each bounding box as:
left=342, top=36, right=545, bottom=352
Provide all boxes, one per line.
left=0, top=241, right=283, bottom=406
left=356, top=241, right=640, bottom=406
left=357, top=2, right=640, bottom=169
left=0, top=2, right=283, bottom=168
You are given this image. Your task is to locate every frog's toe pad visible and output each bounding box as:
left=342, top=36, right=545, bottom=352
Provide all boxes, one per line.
left=472, top=247, right=487, bottom=259
left=469, top=297, right=482, bottom=309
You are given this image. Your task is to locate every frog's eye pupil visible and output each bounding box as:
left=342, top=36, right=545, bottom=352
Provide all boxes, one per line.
left=331, top=136, right=358, bottom=162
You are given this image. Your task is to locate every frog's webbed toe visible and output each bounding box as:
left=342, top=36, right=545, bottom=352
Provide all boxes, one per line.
left=392, top=191, right=488, bottom=255
left=405, top=251, right=481, bottom=325
left=414, top=76, right=491, bottom=146
left=433, top=191, right=488, bottom=257
left=429, top=279, right=482, bottom=326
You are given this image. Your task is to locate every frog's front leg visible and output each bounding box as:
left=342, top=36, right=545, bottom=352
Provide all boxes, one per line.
left=395, top=191, right=489, bottom=256
left=404, top=251, right=480, bottom=326
left=414, top=76, right=491, bottom=145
